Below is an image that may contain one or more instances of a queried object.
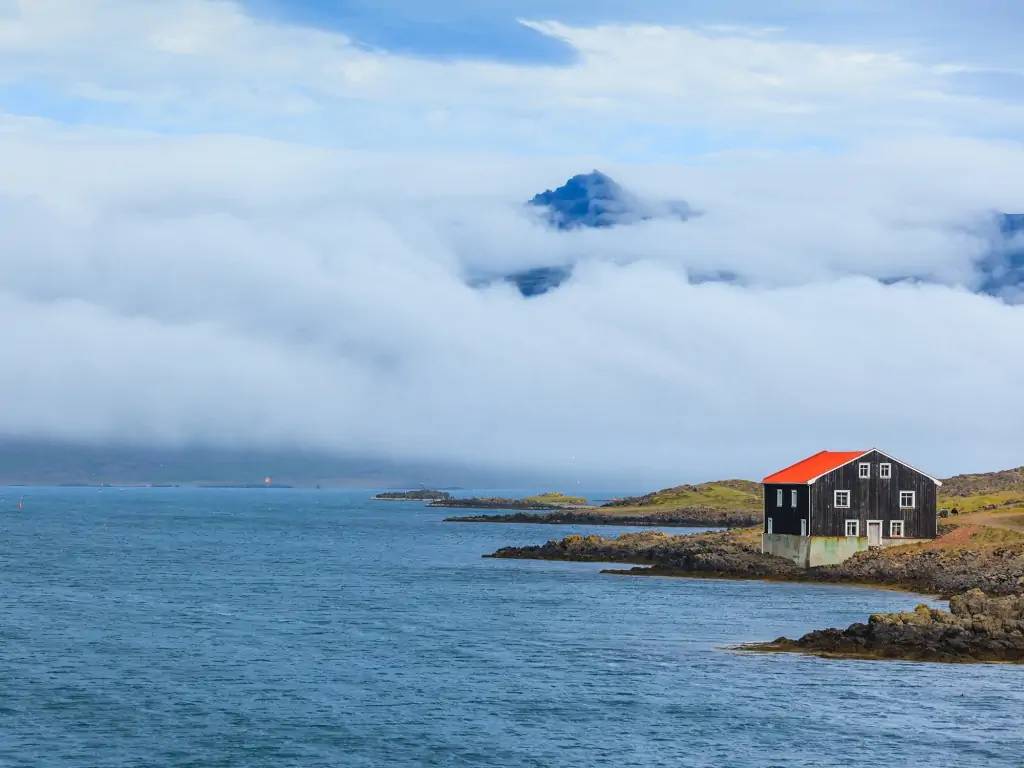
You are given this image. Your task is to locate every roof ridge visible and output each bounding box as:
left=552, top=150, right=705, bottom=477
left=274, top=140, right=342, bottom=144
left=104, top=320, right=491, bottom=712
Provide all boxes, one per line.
left=762, top=449, right=867, bottom=484
left=765, top=449, right=828, bottom=478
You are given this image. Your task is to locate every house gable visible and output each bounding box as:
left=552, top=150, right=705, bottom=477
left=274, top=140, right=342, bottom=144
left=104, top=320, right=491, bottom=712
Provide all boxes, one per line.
left=809, top=449, right=938, bottom=539
left=763, top=449, right=942, bottom=486
left=808, top=449, right=942, bottom=487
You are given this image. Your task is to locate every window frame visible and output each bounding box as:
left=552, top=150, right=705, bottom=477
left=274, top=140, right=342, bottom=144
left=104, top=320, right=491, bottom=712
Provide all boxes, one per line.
left=890, top=520, right=905, bottom=538
left=858, top=462, right=870, bottom=479
left=834, top=489, right=851, bottom=509
left=767, top=516, right=773, bottom=535
left=845, top=519, right=859, bottom=537
left=776, top=488, right=783, bottom=507
left=899, top=490, right=916, bottom=509
left=800, top=518, right=808, bottom=536
left=879, top=463, right=892, bottom=479
left=790, top=489, right=798, bottom=508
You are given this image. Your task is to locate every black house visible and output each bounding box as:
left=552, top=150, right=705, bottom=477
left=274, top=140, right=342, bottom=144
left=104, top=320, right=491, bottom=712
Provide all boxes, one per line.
left=760, top=449, right=941, bottom=567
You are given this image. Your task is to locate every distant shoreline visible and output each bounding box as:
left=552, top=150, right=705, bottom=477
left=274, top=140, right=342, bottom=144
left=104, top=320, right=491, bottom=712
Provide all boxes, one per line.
left=446, top=510, right=758, bottom=527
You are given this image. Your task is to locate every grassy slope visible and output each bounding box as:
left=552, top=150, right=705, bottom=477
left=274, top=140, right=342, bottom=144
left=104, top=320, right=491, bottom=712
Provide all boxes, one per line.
left=606, top=479, right=761, bottom=509
left=939, top=465, right=1024, bottom=534
left=594, top=479, right=761, bottom=518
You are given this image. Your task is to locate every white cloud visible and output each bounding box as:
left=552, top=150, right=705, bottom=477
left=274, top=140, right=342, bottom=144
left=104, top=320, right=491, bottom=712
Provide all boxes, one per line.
left=0, top=2, right=1022, bottom=483
left=0, top=119, right=1022, bottom=483
left=2, top=1, right=1023, bottom=149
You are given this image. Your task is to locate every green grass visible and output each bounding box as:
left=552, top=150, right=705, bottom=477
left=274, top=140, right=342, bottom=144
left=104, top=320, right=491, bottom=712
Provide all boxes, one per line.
left=940, top=489, right=1024, bottom=515
left=523, top=491, right=588, bottom=506
left=604, top=479, right=761, bottom=512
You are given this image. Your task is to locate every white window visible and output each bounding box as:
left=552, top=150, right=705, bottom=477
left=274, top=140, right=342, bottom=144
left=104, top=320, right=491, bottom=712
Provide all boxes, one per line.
left=800, top=519, right=808, bottom=536
left=776, top=489, right=783, bottom=507
left=845, top=519, right=859, bottom=537
left=834, top=490, right=851, bottom=508
left=767, top=517, right=773, bottom=534
left=890, top=520, right=905, bottom=538
left=899, top=491, right=916, bottom=509
left=858, top=462, right=870, bottom=479
left=790, top=490, right=798, bottom=508
left=879, top=463, right=892, bottom=479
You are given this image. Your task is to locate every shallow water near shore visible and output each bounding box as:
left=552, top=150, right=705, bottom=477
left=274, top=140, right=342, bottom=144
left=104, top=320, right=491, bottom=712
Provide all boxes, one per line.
left=2, top=487, right=1022, bottom=767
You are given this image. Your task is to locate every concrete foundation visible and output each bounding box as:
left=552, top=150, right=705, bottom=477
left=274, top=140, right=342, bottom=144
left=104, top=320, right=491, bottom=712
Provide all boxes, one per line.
left=761, top=533, right=930, bottom=568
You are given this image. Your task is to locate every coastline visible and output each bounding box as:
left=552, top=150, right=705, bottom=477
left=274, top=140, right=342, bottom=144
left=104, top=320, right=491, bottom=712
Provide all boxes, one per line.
left=485, top=528, right=1024, bottom=597
left=485, top=527, right=1024, bottom=663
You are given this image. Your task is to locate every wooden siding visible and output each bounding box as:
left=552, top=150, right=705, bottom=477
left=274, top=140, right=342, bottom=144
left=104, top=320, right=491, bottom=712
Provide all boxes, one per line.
left=809, top=450, right=937, bottom=539
left=763, top=483, right=810, bottom=535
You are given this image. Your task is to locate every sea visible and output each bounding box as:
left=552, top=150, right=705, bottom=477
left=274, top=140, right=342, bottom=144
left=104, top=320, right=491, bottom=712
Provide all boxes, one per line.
left=1, top=487, right=1022, bottom=767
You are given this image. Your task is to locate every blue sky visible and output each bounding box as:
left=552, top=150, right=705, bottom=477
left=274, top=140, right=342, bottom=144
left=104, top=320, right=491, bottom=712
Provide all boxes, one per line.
left=3, top=1, right=1024, bottom=155
left=247, top=0, right=1024, bottom=73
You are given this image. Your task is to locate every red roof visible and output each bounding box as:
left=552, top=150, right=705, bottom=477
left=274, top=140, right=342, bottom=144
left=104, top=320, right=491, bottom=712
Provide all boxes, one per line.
left=762, top=450, right=868, bottom=484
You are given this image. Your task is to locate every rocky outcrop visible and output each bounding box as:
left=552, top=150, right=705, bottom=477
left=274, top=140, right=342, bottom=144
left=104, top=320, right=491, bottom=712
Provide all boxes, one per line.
left=751, top=589, right=1024, bottom=663
left=487, top=530, right=801, bottom=579
left=488, top=527, right=1024, bottom=597
left=814, top=544, right=1024, bottom=596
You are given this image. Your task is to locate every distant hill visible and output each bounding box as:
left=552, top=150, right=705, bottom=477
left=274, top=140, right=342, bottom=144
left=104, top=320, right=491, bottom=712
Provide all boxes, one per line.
left=941, top=466, right=1024, bottom=497
left=0, top=438, right=554, bottom=489
left=603, top=479, right=762, bottom=512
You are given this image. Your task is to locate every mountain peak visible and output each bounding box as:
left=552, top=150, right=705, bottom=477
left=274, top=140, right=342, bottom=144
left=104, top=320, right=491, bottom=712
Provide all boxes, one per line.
left=528, top=170, right=633, bottom=230
left=528, top=170, right=691, bottom=230
left=979, top=211, right=1024, bottom=303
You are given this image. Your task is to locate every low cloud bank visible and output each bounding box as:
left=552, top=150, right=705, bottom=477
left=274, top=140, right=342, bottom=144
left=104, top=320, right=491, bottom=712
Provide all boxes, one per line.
left=1, top=125, right=1022, bottom=484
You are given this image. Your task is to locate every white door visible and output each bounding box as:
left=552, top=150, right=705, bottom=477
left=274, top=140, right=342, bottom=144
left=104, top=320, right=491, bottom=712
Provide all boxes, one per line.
left=867, top=520, right=882, bottom=546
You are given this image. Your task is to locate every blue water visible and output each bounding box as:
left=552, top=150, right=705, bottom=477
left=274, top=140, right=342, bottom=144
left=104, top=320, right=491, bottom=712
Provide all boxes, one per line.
left=1, top=488, right=1022, bottom=767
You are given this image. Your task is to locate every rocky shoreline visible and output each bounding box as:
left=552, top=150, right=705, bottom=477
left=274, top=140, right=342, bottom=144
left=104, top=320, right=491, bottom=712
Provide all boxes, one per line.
left=745, top=590, right=1024, bottom=663
left=447, top=509, right=760, bottom=527
left=487, top=530, right=796, bottom=578
left=487, top=529, right=1024, bottom=663
left=488, top=529, right=1024, bottom=596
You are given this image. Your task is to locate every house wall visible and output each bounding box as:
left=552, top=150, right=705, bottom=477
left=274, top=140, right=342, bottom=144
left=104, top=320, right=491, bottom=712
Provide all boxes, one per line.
left=763, top=533, right=931, bottom=567
left=762, top=483, right=809, bottom=535
left=809, top=450, right=937, bottom=540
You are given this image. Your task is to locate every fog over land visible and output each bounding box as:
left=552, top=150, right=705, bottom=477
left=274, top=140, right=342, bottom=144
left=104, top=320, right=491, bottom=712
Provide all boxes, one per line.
left=1, top=2, right=1023, bottom=485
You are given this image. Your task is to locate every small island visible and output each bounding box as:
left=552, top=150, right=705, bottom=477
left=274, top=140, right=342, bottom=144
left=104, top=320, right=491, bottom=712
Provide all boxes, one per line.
left=432, top=491, right=587, bottom=511
left=374, top=489, right=452, bottom=501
